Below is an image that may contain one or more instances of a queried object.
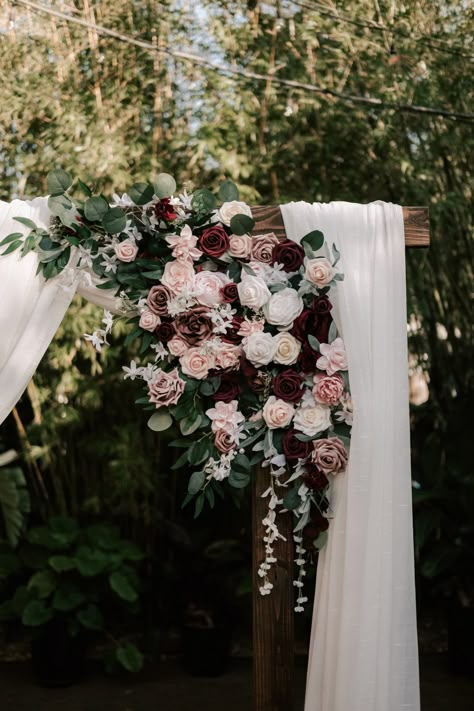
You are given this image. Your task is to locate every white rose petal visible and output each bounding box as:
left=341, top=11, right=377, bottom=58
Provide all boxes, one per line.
left=273, top=332, right=301, bottom=365
left=294, top=400, right=331, bottom=437
left=218, top=201, right=253, bottom=227
left=237, top=274, right=271, bottom=310
left=263, top=288, right=304, bottom=329
left=243, top=331, right=275, bottom=367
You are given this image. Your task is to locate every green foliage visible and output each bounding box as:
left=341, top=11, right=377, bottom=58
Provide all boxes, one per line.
left=0, top=451, right=30, bottom=546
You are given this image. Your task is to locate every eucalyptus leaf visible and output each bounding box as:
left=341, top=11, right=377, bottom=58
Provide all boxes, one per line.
left=84, top=196, right=109, bottom=222
left=180, top=414, right=202, bottom=436
left=153, top=173, right=176, bottom=198
left=129, top=182, right=154, bottom=205
left=46, top=169, right=73, bottom=196
left=102, top=207, right=126, bottom=234
left=192, top=189, right=217, bottom=213
left=147, top=411, right=173, bottom=432
left=328, top=321, right=338, bottom=342
left=308, top=334, right=321, bottom=352
left=301, top=230, right=324, bottom=252
left=230, top=213, right=254, bottom=236
left=188, top=470, right=205, bottom=496
left=218, top=180, right=239, bottom=202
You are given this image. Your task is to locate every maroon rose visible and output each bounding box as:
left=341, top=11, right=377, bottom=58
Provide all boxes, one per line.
left=272, top=239, right=305, bottom=272
left=221, top=282, right=239, bottom=303
left=282, top=429, right=312, bottom=461
left=154, top=197, right=177, bottom=221
left=301, top=464, right=329, bottom=491
left=298, top=343, right=320, bottom=373
left=311, top=296, right=332, bottom=343
left=312, top=295, right=332, bottom=315
left=213, top=373, right=242, bottom=403
left=199, top=225, right=230, bottom=258
left=302, top=509, right=330, bottom=551
left=175, top=306, right=214, bottom=347
left=147, top=285, right=172, bottom=316
left=221, top=316, right=244, bottom=345
left=155, top=321, right=175, bottom=343
left=240, top=356, right=266, bottom=393
left=291, top=309, right=316, bottom=342
left=272, top=370, right=304, bottom=404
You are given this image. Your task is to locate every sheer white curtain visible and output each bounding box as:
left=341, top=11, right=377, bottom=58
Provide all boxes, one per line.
left=0, top=197, right=118, bottom=426
left=280, top=201, right=420, bottom=711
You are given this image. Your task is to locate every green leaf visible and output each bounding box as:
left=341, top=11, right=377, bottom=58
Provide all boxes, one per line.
left=232, top=454, right=250, bottom=474
left=77, top=179, right=92, bottom=197
left=0, top=232, right=24, bottom=247
left=116, top=643, right=144, bottom=673
left=48, top=194, right=80, bottom=228
left=308, top=335, right=321, bottom=352
left=22, top=599, right=53, bottom=627
left=230, top=213, right=255, bottom=236
left=199, top=377, right=221, bottom=396
left=180, top=414, right=202, bottom=436
left=228, top=470, right=250, bottom=488
left=28, top=570, right=57, bottom=599
left=109, top=571, right=138, bottom=602
left=170, top=449, right=190, bottom=471
left=192, top=189, right=217, bottom=213
left=153, top=173, right=176, bottom=198
left=283, top=487, right=302, bottom=511
left=47, top=169, right=73, bottom=196
left=313, top=531, right=328, bottom=551
left=188, top=470, right=206, bottom=496
left=77, top=603, right=103, bottom=630
left=194, top=493, right=205, bottom=518
left=218, top=180, right=240, bottom=202
left=301, top=230, right=324, bottom=252
left=147, top=411, right=173, bottom=432
left=1, top=240, right=23, bottom=256
left=189, top=439, right=211, bottom=466
left=84, top=196, right=109, bottom=222
left=328, top=321, right=337, bottom=342
left=48, top=555, right=76, bottom=573
left=102, top=207, right=126, bottom=234
left=13, top=216, right=38, bottom=230
left=53, top=583, right=86, bottom=611
left=21, top=233, right=39, bottom=257
left=129, top=182, right=154, bottom=205
left=75, top=546, right=108, bottom=576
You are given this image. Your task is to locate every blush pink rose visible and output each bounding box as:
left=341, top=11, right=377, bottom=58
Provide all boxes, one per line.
left=215, top=343, right=242, bottom=371
left=237, top=318, right=265, bottom=339
left=114, top=239, right=138, bottom=263
left=180, top=347, right=214, bottom=379
left=206, top=400, right=245, bottom=433
left=214, top=429, right=236, bottom=453
left=167, top=336, right=187, bottom=356
left=305, top=257, right=334, bottom=287
left=313, top=373, right=345, bottom=405
left=251, top=233, right=279, bottom=263
left=193, top=270, right=230, bottom=307
left=312, top=436, right=348, bottom=475
left=148, top=368, right=185, bottom=408
left=139, top=309, right=161, bottom=332
left=262, top=395, right=295, bottom=430
left=228, top=233, right=252, bottom=259
left=161, top=259, right=195, bottom=295
left=317, top=338, right=348, bottom=375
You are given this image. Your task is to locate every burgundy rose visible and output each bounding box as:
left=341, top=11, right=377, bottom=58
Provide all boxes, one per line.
left=155, top=321, right=175, bottom=343
left=221, top=316, right=244, bottom=345
left=213, top=374, right=242, bottom=403
left=312, top=295, right=332, bottom=315
left=272, top=370, right=304, bottom=404
left=302, top=509, right=330, bottom=551
left=301, top=464, right=329, bottom=491
left=299, top=343, right=320, bottom=374
left=221, top=282, right=239, bottom=303
left=282, top=429, right=312, bottom=461
left=291, top=309, right=316, bottom=342
left=272, top=239, right=305, bottom=272
left=147, top=285, right=172, bottom=316
left=240, top=356, right=266, bottom=393
left=199, top=225, right=230, bottom=258
left=154, top=197, right=177, bottom=222
left=175, top=306, right=214, bottom=347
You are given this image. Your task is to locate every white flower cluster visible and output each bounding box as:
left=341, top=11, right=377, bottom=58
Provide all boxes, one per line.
left=203, top=450, right=237, bottom=482
left=84, top=309, right=114, bottom=353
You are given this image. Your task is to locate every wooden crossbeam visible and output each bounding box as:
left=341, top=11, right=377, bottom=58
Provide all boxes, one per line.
left=250, top=204, right=430, bottom=711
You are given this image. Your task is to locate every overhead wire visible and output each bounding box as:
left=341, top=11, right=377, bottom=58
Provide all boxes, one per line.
left=11, top=0, right=474, bottom=123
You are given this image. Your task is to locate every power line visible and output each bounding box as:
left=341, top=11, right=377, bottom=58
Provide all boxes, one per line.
left=289, top=0, right=474, bottom=60
left=12, top=0, right=474, bottom=123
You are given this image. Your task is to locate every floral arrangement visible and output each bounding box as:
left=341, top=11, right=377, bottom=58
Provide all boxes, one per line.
left=1, top=170, right=352, bottom=610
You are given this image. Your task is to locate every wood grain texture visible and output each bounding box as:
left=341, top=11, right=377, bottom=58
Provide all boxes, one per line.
left=251, top=205, right=430, bottom=246
left=253, top=464, right=295, bottom=711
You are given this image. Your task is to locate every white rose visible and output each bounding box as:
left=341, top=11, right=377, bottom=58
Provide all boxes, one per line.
left=294, top=400, right=331, bottom=437
left=262, top=396, right=295, bottom=430
left=193, top=270, right=229, bottom=306
left=262, top=288, right=304, bottom=329
left=218, top=201, right=253, bottom=227
left=243, top=331, right=275, bottom=367
left=273, top=332, right=301, bottom=365
left=237, top=274, right=271, bottom=310
left=305, top=258, right=334, bottom=287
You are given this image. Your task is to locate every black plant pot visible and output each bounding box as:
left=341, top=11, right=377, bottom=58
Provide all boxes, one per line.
left=31, top=620, right=87, bottom=687
left=448, top=605, right=474, bottom=677
left=181, top=624, right=232, bottom=677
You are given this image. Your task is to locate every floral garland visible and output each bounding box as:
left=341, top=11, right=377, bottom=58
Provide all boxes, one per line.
left=1, top=171, right=352, bottom=611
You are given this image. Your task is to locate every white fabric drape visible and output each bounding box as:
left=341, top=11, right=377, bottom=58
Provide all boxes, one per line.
left=280, top=201, right=420, bottom=711
left=0, top=197, right=118, bottom=426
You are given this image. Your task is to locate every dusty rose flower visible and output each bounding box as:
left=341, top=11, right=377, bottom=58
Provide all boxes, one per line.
left=215, top=343, right=242, bottom=370
left=147, top=285, right=172, bottom=316
left=114, top=239, right=138, bottom=263
left=167, top=336, right=187, bottom=356
left=305, top=257, right=334, bottom=287
left=193, top=270, right=229, bottom=307
left=251, top=233, right=279, bottom=263
left=217, top=201, right=253, bottom=227
left=273, top=332, right=301, bottom=366
left=139, top=309, right=160, bottom=332
left=161, top=259, right=195, bottom=295
left=148, top=368, right=185, bottom=408
left=312, top=437, right=348, bottom=475
left=175, top=306, right=214, bottom=347
left=214, top=429, right=236, bottom=453
left=228, top=233, right=252, bottom=259
left=313, top=373, right=345, bottom=405
left=317, top=338, right=348, bottom=375
left=262, top=396, right=295, bottom=430
left=180, top=348, right=214, bottom=379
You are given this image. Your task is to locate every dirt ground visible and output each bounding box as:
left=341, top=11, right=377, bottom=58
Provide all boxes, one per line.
left=0, top=654, right=472, bottom=711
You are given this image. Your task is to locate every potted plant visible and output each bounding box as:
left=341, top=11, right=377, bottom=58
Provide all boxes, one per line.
left=0, top=516, right=144, bottom=685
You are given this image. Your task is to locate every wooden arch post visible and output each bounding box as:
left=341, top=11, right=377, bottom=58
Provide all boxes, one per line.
left=249, top=205, right=430, bottom=711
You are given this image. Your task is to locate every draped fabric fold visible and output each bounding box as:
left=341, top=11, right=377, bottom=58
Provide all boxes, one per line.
left=280, top=201, right=420, bottom=711
left=0, top=198, right=118, bottom=426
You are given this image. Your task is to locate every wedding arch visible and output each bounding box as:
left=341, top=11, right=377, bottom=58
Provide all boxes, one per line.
left=0, top=172, right=429, bottom=711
